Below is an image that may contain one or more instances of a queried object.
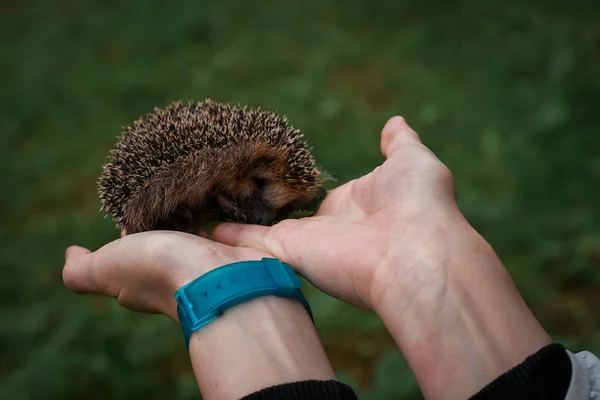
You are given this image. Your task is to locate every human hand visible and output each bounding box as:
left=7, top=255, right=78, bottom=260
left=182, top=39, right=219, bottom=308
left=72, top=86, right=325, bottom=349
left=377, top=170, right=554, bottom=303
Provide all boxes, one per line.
left=210, top=117, right=552, bottom=399
left=210, top=116, right=472, bottom=311
left=62, top=230, right=269, bottom=322
left=63, top=231, right=336, bottom=399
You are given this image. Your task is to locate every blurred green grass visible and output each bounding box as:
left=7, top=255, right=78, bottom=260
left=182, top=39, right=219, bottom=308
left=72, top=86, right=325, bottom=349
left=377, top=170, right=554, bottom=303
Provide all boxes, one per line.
left=1, top=0, right=599, bottom=399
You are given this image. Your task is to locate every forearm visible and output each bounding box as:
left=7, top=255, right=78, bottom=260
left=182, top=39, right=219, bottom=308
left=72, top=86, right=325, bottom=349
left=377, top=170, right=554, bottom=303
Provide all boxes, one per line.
left=377, top=217, right=552, bottom=400
left=188, top=295, right=337, bottom=400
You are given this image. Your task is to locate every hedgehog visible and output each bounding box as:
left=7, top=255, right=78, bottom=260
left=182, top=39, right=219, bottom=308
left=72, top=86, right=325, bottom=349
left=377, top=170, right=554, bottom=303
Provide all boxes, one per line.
left=98, top=99, right=326, bottom=234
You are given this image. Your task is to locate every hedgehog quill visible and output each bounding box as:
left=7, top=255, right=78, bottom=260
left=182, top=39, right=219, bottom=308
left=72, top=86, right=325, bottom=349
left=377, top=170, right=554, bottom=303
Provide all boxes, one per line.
left=98, top=99, right=327, bottom=234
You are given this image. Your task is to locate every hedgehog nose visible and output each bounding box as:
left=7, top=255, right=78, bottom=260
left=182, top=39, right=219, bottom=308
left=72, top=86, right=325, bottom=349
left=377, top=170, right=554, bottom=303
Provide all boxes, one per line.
left=250, top=211, right=276, bottom=226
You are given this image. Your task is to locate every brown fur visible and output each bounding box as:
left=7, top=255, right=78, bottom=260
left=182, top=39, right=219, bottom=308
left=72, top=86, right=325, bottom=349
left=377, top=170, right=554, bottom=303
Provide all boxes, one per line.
left=98, top=100, right=323, bottom=233
left=124, top=141, right=316, bottom=233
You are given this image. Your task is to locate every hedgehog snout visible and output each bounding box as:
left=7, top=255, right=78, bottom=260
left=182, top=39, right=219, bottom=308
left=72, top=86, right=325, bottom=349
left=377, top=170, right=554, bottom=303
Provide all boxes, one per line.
left=233, top=196, right=279, bottom=226
left=245, top=207, right=278, bottom=226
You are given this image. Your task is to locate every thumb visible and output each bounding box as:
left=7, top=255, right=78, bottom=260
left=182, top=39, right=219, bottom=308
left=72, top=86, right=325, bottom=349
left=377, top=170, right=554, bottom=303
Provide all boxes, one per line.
left=210, top=223, right=273, bottom=254
left=63, top=245, right=98, bottom=294
left=210, top=221, right=300, bottom=268
left=380, top=116, right=422, bottom=158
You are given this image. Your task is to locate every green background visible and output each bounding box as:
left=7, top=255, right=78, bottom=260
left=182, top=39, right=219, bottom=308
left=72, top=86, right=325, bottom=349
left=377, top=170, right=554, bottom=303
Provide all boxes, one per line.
left=1, top=1, right=599, bottom=399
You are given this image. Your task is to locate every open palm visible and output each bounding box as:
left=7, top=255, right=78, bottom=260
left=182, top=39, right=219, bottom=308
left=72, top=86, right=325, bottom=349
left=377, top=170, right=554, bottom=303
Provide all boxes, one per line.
left=211, top=117, right=467, bottom=310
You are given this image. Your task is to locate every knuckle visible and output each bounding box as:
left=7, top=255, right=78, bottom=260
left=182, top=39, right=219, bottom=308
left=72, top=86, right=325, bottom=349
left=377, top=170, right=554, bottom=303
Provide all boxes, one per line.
left=418, top=155, right=453, bottom=183
left=434, top=163, right=454, bottom=184
left=115, top=290, right=130, bottom=308
left=62, top=265, right=79, bottom=291
left=266, top=221, right=294, bottom=256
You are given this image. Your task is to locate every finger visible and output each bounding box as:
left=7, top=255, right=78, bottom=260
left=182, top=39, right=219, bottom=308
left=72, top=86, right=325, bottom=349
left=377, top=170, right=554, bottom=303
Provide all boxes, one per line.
left=63, top=245, right=99, bottom=294
left=193, top=226, right=210, bottom=239
left=313, top=184, right=348, bottom=216
left=210, top=222, right=271, bottom=251
left=380, top=116, right=422, bottom=158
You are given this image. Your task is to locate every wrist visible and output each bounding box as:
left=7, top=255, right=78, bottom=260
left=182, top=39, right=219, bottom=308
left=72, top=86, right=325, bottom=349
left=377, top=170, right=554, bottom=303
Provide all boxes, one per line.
left=188, top=295, right=336, bottom=400
left=374, top=216, right=551, bottom=399
left=167, top=247, right=276, bottom=321
left=370, top=207, right=477, bottom=313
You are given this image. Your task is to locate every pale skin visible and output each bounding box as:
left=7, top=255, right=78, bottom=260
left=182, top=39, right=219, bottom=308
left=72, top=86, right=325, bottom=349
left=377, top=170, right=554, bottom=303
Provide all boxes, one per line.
left=63, top=117, right=552, bottom=400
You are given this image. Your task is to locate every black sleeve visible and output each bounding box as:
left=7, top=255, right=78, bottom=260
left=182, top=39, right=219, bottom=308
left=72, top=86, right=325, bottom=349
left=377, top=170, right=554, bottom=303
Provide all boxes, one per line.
left=240, top=343, right=572, bottom=400
left=240, top=380, right=358, bottom=400
left=470, top=343, right=572, bottom=400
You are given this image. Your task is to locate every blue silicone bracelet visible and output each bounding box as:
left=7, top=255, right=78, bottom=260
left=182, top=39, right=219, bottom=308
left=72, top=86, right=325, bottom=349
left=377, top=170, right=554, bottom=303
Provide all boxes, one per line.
left=175, top=258, right=314, bottom=348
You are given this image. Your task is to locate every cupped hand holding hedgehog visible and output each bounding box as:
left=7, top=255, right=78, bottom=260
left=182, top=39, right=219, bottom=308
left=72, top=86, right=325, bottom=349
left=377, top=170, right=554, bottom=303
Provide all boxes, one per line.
left=64, top=113, right=569, bottom=400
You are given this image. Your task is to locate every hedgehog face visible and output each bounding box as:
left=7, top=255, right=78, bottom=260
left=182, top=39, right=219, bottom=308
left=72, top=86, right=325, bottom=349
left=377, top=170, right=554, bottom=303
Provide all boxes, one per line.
left=216, top=187, right=278, bottom=226
left=215, top=164, right=312, bottom=226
